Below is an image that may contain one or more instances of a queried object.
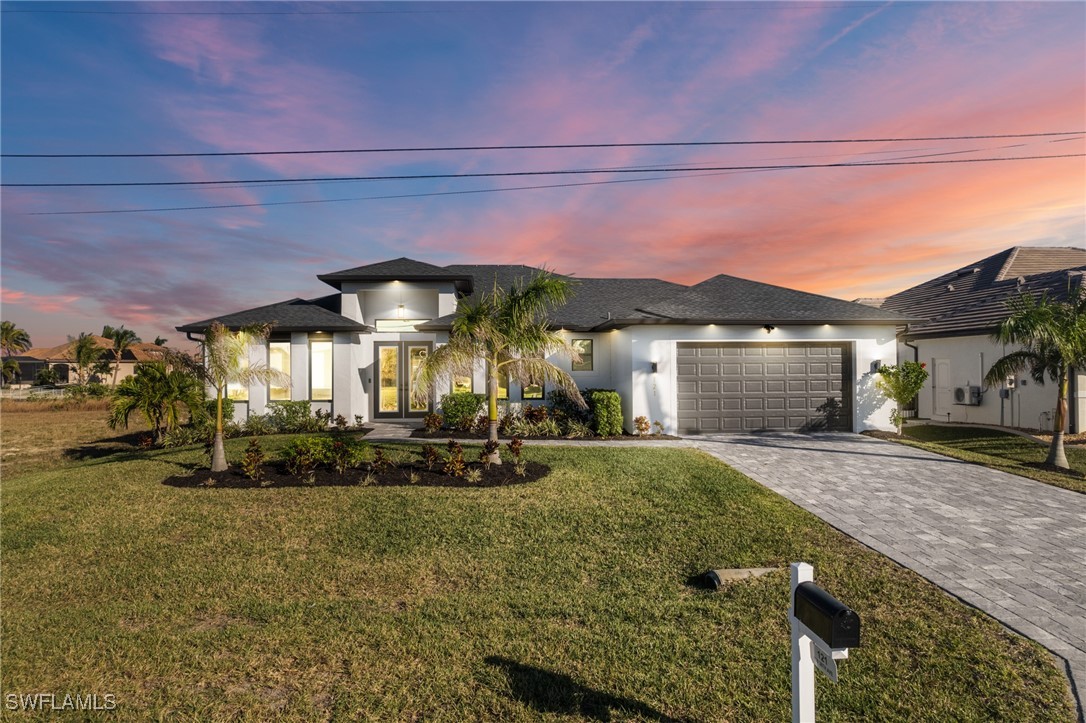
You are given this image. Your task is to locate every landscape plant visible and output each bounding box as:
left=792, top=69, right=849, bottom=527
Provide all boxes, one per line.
left=588, top=390, right=623, bottom=436
left=33, top=367, right=59, bottom=386
left=439, top=392, right=485, bottom=431
left=107, top=361, right=204, bottom=444
left=413, top=271, right=586, bottom=464
left=1, top=321, right=31, bottom=385
left=875, top=362, right=929, bottom=435
left=101, top=324, right=141, bottom=389
left=633, top=416, right=650, bottom=436
left=241, top=439, right=266, bottom=484
left=70, top=332, right=102, bottom=385
left=985, top=287, right=1086, bottom=470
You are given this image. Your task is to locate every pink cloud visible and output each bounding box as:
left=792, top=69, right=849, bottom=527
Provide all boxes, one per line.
left=1, top=287, right=82, bottom=314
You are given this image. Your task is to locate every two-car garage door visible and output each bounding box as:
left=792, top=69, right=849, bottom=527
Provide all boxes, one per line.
left=677, top=342, right=852, bottom=433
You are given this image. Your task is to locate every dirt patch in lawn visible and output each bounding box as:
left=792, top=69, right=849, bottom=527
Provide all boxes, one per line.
left=163, top=461, right=550, bottom=489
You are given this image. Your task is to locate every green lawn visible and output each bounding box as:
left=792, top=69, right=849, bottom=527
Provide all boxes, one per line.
left=890, top=425, right=1086, bottom=494
left=1, top=436, right=1074, bottom=721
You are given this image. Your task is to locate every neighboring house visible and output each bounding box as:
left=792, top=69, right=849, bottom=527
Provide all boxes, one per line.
left=177, top=258, right=911, bottom=434
left=21, top=336, right=167, bottom=384
left=880, top=246, right=1086, bottom=432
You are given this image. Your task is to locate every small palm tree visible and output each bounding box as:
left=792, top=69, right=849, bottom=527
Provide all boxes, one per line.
left=412, top=271, right=586, bottom=463
left=153, top=336, right=168, bottom=346
left=108, top=361, right=204, bottom=443
left=171, top=322, right=290, bottom=471
left=1, top=321, right=31, bottom=386
left=70, top=332, right=103, bottom=385
left=984, top=286, right=1086, bottom=470
left=102, top=325, right=142, bottom=388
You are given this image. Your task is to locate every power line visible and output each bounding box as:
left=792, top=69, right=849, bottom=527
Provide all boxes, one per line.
left=3, top=131, right=1081, bottom=159
left=0, top=6, right=459, bottom=15
left=22, top=154, right=1083, bottom=216
left=4, top=153, right=1081, bottom=189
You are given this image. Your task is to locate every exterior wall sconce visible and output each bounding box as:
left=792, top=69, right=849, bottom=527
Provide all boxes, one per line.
left=763, top=324, right=776, bottom=334
left=650, top=362, right=658, bottom=373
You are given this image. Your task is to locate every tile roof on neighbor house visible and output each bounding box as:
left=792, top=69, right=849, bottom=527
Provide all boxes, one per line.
left=880, top=246, right=1086, bottom=338
left=23, top=336, right=168, bottom=363
left=176, top=296, right=370, bottom=335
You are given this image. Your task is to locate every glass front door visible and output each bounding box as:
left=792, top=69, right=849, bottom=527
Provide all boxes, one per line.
left=374, top=342, right=433, bottom=418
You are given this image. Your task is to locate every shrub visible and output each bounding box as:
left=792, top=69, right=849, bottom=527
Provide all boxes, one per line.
left=268, top=401, right=313, bottom=433
left=507, top=437, right=523, bottom=460
left=422, top=444, right=441, bottom=471
left=652, top=420, right=665, bottom=436
left=533, top=418, right=561, bottom=437
left=161, top=425, right=210, bottom=448
left=506, top=417, right=536, bottom=438
left=334, top=414, right=349, bottom=431
left=242, top=439, right=266, bottom=483
left=464, top=468, right=483, bottom=484
left=206, top=398, right=235, bottom=425
left=65, top=383, right=111, bottom=400
left=523, top=404, right=548, bottom=423
left=440, top=392, right=485, bottom=431
left=443, top=439, right=466, bottom=477
left=876, top=361, right=929, bottom=434
left=548, top=388, right=589, bottom=422
left=498, top=410, right=518, bottom=435
left=634, top=416, right=650, bottom=436
left=242, top=414, right=274, bottom=437
left=33, top=367, right=59, bottom=386
left=329, top=439, right=368, bottom=475
left=423, top=413, right=444, bottom=433
left=354, top=415, right=365, bottom=429
left=480, top=439, right=500, bottom=470
left=562, top=419, right=593, bottom=439
left=314, top=408, right=332, bottom=429
left=371, top=448, right=390, bottom=472
left=280, top=437, right=330, bottom=484
left=472, top=414, right=490, bottom=435
left=513, top=459, right=528, bottom=477
left=588, top=390, right=623, bottom=437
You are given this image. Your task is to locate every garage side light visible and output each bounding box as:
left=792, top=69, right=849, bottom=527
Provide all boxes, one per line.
left=764, top=324, right=776, bottom=334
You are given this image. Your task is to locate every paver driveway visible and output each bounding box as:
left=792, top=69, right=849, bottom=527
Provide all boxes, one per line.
left=689, top=432, right=1086, bottom=718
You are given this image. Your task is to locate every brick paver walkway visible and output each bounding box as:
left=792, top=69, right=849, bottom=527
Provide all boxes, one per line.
left=689, top=432, right=1086, bottom=718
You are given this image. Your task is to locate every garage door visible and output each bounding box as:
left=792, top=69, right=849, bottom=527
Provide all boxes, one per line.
left=676, top=342, right=852, bottom=433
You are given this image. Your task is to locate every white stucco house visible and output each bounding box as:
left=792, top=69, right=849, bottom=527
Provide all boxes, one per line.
left=177, top=258, right=912, bottom=434
left=879, top=246, right=1086, bottom=433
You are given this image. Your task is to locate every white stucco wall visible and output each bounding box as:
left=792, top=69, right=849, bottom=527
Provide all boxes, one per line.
left=339, top=281, right=457, bottom=326
left=901, top=335, right=1084, bottom=432
left=613, top=324, right=898, bottom=435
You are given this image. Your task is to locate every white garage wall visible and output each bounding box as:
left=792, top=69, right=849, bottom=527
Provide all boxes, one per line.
left=617, top=324, right=898, bottom=435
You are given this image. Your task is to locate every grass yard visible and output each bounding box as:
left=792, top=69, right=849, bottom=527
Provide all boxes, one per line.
left=1, top=429, right=1074, bottom=722
left=888, top=424, right=1086, bottom=494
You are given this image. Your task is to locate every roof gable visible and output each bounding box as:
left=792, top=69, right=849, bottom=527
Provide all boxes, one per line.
left=176, top=297, right=369, bottom=334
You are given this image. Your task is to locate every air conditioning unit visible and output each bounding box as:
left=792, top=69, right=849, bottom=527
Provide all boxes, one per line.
left=954, top=386, right=982, bottom=406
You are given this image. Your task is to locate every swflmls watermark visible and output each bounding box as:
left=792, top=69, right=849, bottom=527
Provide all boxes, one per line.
left=5, top=692, right=116, bottom=712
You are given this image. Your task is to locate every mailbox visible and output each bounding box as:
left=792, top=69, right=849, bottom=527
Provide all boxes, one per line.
left=794, top=581, right=861, bottom=649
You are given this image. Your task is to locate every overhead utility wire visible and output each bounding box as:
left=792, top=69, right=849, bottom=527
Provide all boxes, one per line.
left=4, top=153, right=1081, bottom=189
left=3, top=131, right=1081, bottom=159
left=24, top=154, right=1081, bottom=216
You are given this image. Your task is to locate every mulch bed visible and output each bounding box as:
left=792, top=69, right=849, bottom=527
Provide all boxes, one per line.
left=163, top=461, right=550, bottom=489
left=410, top=430, right=680, bottom=441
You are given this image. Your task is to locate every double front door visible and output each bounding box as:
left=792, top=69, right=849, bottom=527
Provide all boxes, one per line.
left=374, top=342, right=433, bottom=419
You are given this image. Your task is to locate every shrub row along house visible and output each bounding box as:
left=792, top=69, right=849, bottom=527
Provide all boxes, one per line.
left=877, top=246, right=1086, bottom=433
left=177, top=258, right=911, bottom=434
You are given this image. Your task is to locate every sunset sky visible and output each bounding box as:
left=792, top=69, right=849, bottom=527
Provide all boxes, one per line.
left=2, top=1, right=1083, bottom=348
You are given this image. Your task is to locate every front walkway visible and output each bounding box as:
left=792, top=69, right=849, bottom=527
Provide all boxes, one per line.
left=689, top=432, right=1086, bottom=718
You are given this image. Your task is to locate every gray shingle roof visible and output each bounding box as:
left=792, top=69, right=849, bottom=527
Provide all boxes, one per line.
left=176, top=296, right=369, bottom=334
left=881, top=246, right=1086, bottom=337
left=318, top=257, right=474, bottom=291
left=636, top=274, right=915, bottom=324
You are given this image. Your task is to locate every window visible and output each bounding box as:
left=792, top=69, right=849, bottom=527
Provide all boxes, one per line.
left=311, top=339, right=333, bottom=401
left=269, top=342, right=291, bottom=401
left=522, top=382, right=543, bottom=400
left=452, top=375, right=473, bottom=394
left=497, top=369, right=508, bottom=400
left=572, top=339, right=593, bottom=372
left=227, top=357, right=249, bottom=401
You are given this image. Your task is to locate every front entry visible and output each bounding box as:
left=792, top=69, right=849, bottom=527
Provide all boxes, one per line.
left=374, top=341, right=433, bottom=419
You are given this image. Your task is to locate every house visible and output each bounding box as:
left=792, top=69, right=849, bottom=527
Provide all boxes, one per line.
left=879, top=246, right=1086, bottom=432
left=21, top=336, right=167, bottom=385
left=176, top=258, right=913, bottom=434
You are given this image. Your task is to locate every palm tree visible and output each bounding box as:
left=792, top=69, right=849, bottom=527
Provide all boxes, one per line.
left=70, top=332, right=102, bottom=385
left=102, top=325, right=141, bottom=388
left=153, top=336, right=168, bottom=346
left=171, top=322, right=290, bottom=471
left=108, top=361, right=204, bottom=443
left=1, top=321, right=31, bottom=386
left=413, top=271, right=586, bottom=463
left=984, top=286, right=1086, bottom=470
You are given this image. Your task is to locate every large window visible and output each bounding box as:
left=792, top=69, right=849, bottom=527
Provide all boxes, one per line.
left=452, top=375, right=473, bottom=394
left=522, top=382, right=543, bottom=400
left=311, top=339, right=333, bottom=401
left=572, top=339, right=593, bottom=372
left=227, top=356, right=249, bottom=401
left=269, top=341, right=291, bottom=401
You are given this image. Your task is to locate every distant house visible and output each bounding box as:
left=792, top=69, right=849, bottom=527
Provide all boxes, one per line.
left=880, top=246, right=1086, bottom=432
left=177, top=258, right=912, bottom=434
left=21, top=336, right=167, bottom=385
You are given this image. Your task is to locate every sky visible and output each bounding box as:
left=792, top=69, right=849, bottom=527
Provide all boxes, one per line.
left=1, top=0, right=1084, bottom=349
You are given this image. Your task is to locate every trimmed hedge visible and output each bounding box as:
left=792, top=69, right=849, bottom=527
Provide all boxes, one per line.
left=440, top=392, right=486, bottom=431
left=587, top=390, right=623, bottom=437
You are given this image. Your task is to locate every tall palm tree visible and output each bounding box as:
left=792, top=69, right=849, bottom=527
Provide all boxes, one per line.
left=984, top=285, right=1086, bottom=470
left=102, top=324, right=141, bottom=388
left=70, top=332, right=102, bottom=385
left=413, top=271, right=586, bottom=463
left=170, top=322, right=290, bottom=471
left=108, top=361, right=204, bottom=443
left=1, top=321, right=31, bottom=385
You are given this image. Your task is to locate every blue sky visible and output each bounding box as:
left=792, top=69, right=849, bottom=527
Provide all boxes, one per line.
left=2, top=1, right=1083, bottom=348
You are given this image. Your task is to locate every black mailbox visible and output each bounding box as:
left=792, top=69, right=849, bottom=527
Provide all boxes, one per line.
left=794, top=582, right=861, bottom=649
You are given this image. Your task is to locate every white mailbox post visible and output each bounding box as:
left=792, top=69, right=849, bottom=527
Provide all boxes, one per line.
left=789, top=562, right=861, bottom=723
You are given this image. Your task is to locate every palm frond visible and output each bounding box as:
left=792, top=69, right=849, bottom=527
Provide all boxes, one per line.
left=411, top=339, right=479, bottom=405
